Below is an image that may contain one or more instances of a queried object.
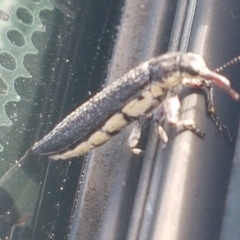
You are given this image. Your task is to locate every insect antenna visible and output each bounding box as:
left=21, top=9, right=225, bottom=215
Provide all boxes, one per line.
left=206, top=55, right=240, bottom=141
left=0, top=148, right=32, bottom=185
left=215, top=55, right=240, bottom=72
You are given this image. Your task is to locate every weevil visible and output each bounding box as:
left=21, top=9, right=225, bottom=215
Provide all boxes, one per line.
left=27, top=52, right=239, bottom=160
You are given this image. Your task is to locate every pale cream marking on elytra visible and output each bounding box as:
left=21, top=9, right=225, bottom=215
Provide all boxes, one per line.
left=51, top=141, right=93, bottom=160
left=51, top=130, right=111, bottom=160
left=122, top=71, right=182, bottom=118
left=150, top=72, right=182, bottom=98
left=88, top=130, right=110, bottom=146
left=51, top=114, right=127, bottom=160
left=150, top=81, right=164, bottom=98
left=161, top=72, right=181, bottom=88
left=122, top=89, right=158, bottom=117
left=102, top=113, right=128, bottom=133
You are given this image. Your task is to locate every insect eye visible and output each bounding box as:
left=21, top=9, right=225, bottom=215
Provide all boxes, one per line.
left=179, top=53, right=205, bottom=76
left=188, top=61, right=201, bottom=75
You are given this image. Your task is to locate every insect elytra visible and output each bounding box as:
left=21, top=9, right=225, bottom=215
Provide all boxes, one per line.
left=30, top=52, right=239, bottom=160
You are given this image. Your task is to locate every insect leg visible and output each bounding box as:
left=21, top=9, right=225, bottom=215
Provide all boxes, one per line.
left=205, top=81, right=232, bottom=141
left=172, top=119, right=205, bottom=138
left=153, top=95, right=205, bottom=142
left=156, top=125, right=168, bottom=143
left=128, top=120, right=143, bottom=155
left=183, top=78, right=232, bottom=141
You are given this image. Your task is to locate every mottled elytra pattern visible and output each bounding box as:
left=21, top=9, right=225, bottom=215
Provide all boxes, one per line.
left=30, top=52, right=239, bottom=160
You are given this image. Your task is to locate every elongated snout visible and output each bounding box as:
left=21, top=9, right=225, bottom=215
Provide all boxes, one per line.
left=201, top=69, right=239, bottom=100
